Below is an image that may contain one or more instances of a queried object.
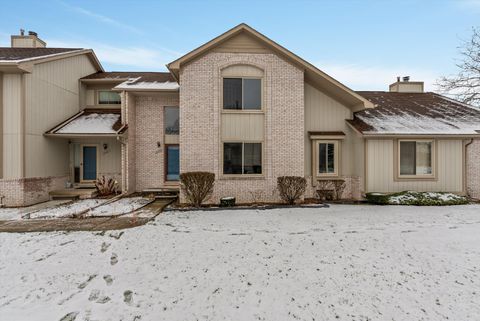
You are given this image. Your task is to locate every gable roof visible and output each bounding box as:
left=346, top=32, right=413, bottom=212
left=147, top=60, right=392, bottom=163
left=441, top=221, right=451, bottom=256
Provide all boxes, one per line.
left=347, top=92, right=480, bottom=136
left=0, top=47, right=82, bottom=61
left=167, top=23, right=373, bottom=111
left=0, top=47, right=103, bottom=73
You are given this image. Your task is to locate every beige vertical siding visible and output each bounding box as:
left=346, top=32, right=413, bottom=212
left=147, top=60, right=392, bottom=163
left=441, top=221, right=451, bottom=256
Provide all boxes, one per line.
left=2, top=73, right=23, bottom=178
left=0, top=72, right=3, bottom=178
left=86, top=89, right=95, bottom=106
left=24, top=54, right=98, bottom=178
left=366, top=139, right=464, bottom=193
left=221, top=113, right=264, bottom=141
left=304, top=83, right=363, bottom=178
left=71, top=138, right=121, bottom=180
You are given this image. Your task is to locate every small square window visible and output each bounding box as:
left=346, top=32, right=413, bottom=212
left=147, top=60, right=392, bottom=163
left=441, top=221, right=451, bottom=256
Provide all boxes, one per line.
left=316, top=140, right=338, bottom=177
left=399, top=140, right=433, bottom=176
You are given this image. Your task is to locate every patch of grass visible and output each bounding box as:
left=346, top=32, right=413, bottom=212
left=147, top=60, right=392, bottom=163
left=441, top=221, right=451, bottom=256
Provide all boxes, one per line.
left=366, top=191, right=469, bottom=206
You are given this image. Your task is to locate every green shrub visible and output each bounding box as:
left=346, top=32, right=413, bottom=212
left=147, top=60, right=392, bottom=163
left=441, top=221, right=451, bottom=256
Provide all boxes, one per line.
left=277, top=176, right=307, bottom=205
left=180, top=172, right=215, bottom=207
left=366, top=191, right=468, bottom=206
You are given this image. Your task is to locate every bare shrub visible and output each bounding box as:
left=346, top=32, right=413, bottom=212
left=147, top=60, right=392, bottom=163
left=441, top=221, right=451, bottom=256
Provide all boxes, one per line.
left=316, top=180, right=334, bottom=201
left=332, top=179, right=346, bottom=200
left=277, top=176, right=307, bottom=205
left=95, top=176, right=118, bottom=196
left=180, top=172, right=215, bottom=207
left=249, top=189, right=265, bottom=204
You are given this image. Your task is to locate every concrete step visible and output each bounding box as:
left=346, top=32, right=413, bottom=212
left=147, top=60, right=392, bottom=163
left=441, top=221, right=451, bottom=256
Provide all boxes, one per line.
left=49, top=188, right=97, bottom=200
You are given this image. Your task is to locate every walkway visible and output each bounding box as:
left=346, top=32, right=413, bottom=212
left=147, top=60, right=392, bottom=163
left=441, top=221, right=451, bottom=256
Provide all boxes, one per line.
left=0, top=198, right=173, bottom=233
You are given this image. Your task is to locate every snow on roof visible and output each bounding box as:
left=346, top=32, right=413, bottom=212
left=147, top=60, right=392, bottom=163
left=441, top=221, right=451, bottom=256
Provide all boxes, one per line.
left=114, top=80, right=179, bottom=91
left=55, top=112, right=121, bottom=134
left=349, top=92, right=480, bottom=135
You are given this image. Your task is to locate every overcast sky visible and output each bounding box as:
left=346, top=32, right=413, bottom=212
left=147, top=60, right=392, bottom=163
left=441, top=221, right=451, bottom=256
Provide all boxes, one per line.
left=1, top=0, right=479, bottom=91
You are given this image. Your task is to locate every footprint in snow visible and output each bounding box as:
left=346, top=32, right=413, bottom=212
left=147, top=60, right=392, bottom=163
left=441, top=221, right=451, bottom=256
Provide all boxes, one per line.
left=78, top=274, right=97, bottom=289
left=100, top=242, right=110, bottom=253
left=124, top=290, right=133, bottom=305
left=111, top=253, right=118, bottom=265
left=103, top=275, right=113, bottom=286
left=59, top=312, right=79, bottom=321
left=89, top=289, right=111, bottom=304
left=109, top=231, right=124, bottom=239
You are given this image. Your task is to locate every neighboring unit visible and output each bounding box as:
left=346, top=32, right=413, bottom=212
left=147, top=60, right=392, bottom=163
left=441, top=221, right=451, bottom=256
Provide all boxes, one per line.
left=1, top=25, right=479, bottom=206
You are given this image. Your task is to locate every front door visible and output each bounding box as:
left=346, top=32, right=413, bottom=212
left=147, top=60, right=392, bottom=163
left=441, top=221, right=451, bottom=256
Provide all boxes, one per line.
left=165, top=145, right=179, bottom=182
left=81, top=145, right=98, bottom=183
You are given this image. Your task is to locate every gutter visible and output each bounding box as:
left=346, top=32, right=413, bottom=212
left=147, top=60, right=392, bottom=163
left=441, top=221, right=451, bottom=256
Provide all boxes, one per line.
left=464, top=138, right=475, bottom=197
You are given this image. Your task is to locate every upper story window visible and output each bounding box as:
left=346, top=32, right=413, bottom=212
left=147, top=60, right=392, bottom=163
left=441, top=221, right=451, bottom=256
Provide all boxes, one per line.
left=399, top=140, right=434, bottom=177
left=98, top=91, right=121, bottom=105
left=164, top=106, right=179, bottom=135
left=223, top=78, right=261, bottom=110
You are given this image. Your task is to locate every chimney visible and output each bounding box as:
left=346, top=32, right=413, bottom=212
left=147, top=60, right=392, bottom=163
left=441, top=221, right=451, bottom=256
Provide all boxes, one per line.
left=389, top=76, right=424, bottom=93
left=11, top=29, right=46, bottom=48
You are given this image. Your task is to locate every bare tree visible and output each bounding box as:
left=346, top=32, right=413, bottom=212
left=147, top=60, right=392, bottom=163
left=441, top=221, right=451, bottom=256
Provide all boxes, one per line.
left=437, top=27, right=480, bottom=107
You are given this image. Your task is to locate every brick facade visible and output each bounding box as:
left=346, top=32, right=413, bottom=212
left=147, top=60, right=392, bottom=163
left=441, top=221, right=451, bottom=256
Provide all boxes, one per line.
left=179, top=52, right=304, bottom=203
left=135, top=94, right=179, bottom=191
left=0, top=176, right=68, bottom=207
left=466, top=139, right=480, bottom=200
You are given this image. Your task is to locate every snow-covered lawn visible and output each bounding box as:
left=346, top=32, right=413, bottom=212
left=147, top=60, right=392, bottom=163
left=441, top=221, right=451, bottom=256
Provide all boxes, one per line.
left=1, top=205, right=480, bottom=321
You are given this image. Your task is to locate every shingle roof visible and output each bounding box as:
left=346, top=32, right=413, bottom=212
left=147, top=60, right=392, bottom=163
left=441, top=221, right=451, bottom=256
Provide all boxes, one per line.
left=348, top=92, right=480, bottom=135
left=0, top=47, right=83, bottom=61
left=81, top=71, right=175, bottom=82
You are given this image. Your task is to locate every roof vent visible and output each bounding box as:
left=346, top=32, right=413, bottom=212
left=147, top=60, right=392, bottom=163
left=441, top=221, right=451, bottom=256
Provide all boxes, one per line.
left=389, top=76, right=424, bottom=93
left=11, top=29, right=46, bottom=48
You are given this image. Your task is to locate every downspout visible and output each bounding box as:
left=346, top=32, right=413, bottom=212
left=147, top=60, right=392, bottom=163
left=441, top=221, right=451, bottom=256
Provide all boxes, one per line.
left=464, top=138, right=474, bottom=197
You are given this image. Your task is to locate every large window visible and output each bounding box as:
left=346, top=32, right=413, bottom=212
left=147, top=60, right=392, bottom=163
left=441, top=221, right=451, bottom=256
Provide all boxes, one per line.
left=399, top=140, right=433, bottom=176
left=223, top=78, right=261, bottom=110
left=164, top=106, right=179, bottom=135
left=98, top=91, right=121, bottom=104
left=223, top=142, right=262, bottom=175
left=317, top=141, right=338, bottom=176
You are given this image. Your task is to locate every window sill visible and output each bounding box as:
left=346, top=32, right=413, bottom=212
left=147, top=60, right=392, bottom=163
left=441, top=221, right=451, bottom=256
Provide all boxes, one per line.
left=221, top=110, right=264, bottom=114
left=219, top=175, right=265, bottom=180
left=394, top=175, right=437, bottom=182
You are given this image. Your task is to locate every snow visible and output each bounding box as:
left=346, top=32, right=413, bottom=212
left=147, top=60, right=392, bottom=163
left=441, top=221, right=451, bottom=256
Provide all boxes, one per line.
left=86, top=197, right=153, bottom=217
left=56, top=113, right=120, bottom=134
left=1, top=204, right=480, bottom=320
left=0, top=197, right=154, bottom=220
left=114, top=79, right=179, bottom=91
left=27, top=199, right=108, bottom=219
left=0, top=200, right=69, bottom=220
left=357, top=109, right=480, bottom=135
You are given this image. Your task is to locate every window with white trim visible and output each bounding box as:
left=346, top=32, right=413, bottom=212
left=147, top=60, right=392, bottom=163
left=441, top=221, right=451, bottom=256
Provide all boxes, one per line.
left=399, top=140, right=433, bottom=176
left=317, top=141, right=338, bottom=176
left=223, top=142, right=262, bottom=175
left=223, top=78, right=261, bottom=110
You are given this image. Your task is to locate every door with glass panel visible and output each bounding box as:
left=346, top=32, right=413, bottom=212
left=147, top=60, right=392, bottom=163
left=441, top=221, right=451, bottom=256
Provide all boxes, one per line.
left=165, top=145, right=180, bottom=181
left=80, top=144, right=98, bottom=183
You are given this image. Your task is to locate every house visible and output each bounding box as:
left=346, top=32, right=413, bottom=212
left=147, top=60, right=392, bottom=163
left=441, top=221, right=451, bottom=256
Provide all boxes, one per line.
left=1, top=24, right=479, bottom=207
